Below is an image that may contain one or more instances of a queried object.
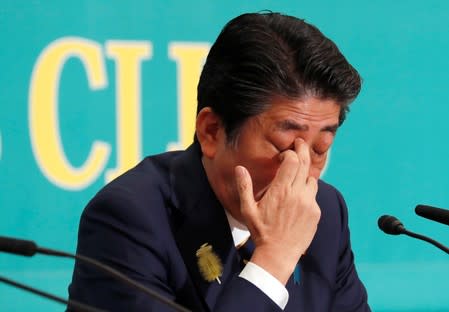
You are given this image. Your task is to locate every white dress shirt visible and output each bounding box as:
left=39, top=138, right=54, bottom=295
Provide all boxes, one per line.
left=224, top=210, right=289, bottom=309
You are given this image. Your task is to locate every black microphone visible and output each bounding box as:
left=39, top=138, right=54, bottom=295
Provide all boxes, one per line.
left=0, top=236, right=191, bottom=312
left=0, top=275, right=105, bottom=312
left=378, top=215, right=405, bottom=235
left=377, top=215, right=449, bottom=255
left=415, top=204, right=449, bottom=226
left=0, top=236, right=38, bottom=256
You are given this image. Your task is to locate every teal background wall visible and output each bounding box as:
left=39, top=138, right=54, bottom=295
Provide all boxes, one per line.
left=1, top=1, right=449, bottom=311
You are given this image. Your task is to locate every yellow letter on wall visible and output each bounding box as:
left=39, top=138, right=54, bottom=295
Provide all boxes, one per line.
left=29, top=37, right=110, bottom=190
left=167, top=42, right=210, bottom=150
left=105, top=41, right=151, bottom=182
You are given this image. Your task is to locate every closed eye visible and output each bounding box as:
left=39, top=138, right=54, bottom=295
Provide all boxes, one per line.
left=312, top=149, right=327, bottom=156
left=311, top=148, right=328, bottom=160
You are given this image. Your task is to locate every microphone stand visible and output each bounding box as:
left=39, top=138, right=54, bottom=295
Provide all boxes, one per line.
left=0, top=236, right=191, bottom=312
left=37, top=246, right=191, bottom=312
left=0, top=275, right=105, bottom=312
left=378, top=215, right=449, bottom=255
left=402, top=229, right=449, bottom=255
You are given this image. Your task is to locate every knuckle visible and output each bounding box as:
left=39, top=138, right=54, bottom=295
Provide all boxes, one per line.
left=282, top=150, right=299, bottom=165
left=238, top=179, right=249, bottom=194
left=297, top=151, right=310, bottom=165
left=307, top=177, right=318, bottom=191
left=301, top=199, right=320, bottom=216
left=312, top=203, right=321, bottom=220
left=313, top=206, right=321, bottom=218
left=270, top=183, right=290, bottom=199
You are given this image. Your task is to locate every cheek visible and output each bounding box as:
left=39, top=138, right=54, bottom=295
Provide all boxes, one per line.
left=309, top=166, right=323, bottom=179
left=245, top=154, right=280, bottom=191
left=310, top=153, right=328, bottom=178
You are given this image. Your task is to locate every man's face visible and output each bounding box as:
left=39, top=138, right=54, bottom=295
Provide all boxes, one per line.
left=201, top=97, right=341, bottom=218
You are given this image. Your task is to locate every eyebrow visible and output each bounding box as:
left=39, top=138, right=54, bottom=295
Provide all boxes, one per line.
left=275, top=119, right=339, bottom=133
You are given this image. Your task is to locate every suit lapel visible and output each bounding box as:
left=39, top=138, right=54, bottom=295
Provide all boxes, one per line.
left=169, top=143, right=241, bottom=311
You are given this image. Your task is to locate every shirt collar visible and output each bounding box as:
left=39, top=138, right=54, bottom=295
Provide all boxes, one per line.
left=224, top=210, right=250, bottom=247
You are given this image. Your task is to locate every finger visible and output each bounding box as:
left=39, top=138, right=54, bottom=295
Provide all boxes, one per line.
left=235, top=166, right=256, bottom=216
left=306, top=176, right=318, bottom=196
left=270, top=149, right=299, bottom=188
left=293, top=138, right=311, bottom=186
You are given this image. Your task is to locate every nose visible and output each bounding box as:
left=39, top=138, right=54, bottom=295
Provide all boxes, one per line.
left=293, top=136, right=331, bottom=179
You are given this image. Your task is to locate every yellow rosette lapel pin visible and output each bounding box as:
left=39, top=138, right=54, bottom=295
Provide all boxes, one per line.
left=196, top=243, right=223, bottom=284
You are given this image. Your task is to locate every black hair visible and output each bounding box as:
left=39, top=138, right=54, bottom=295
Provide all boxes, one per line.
left=196, top=12, right=361, bottom=143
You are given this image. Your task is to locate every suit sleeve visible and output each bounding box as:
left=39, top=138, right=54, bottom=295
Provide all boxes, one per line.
left=215, top=276, right=283, bottom=312
left=331, top=190, right=371, bottom=312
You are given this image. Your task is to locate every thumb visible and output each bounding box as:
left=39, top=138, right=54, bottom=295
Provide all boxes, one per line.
left=234, top=166, right=256, bottom=214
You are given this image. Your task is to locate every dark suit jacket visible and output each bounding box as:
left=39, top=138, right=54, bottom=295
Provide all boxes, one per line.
left=68, top=142, right=370, bottom=311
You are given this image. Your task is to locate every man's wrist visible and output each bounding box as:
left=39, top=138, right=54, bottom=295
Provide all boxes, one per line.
left=250, top=246, right=300, bottom=285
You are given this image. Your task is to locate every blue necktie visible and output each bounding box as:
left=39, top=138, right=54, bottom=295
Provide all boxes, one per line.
left=237, top=237, right=254, bottom=267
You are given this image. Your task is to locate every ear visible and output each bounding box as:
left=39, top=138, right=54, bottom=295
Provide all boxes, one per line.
left=196, top=107, right=224, bottom=159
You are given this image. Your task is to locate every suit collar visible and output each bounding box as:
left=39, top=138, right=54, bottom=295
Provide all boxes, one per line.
left=169, top=142, right=241, bottom=311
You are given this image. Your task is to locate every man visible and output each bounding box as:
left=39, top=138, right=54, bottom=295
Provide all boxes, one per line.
left=68, top=12, right=370, bottom=311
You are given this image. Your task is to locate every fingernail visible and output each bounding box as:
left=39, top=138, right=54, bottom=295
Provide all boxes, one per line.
left=294, top=137, right=305, bottom=146
left=235, top=166, right=245, bottom=178
left=278, top=153, right=285, bottom=162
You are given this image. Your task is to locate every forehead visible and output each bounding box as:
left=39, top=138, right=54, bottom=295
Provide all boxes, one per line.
left=260, top=97, right=341, bottom=125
